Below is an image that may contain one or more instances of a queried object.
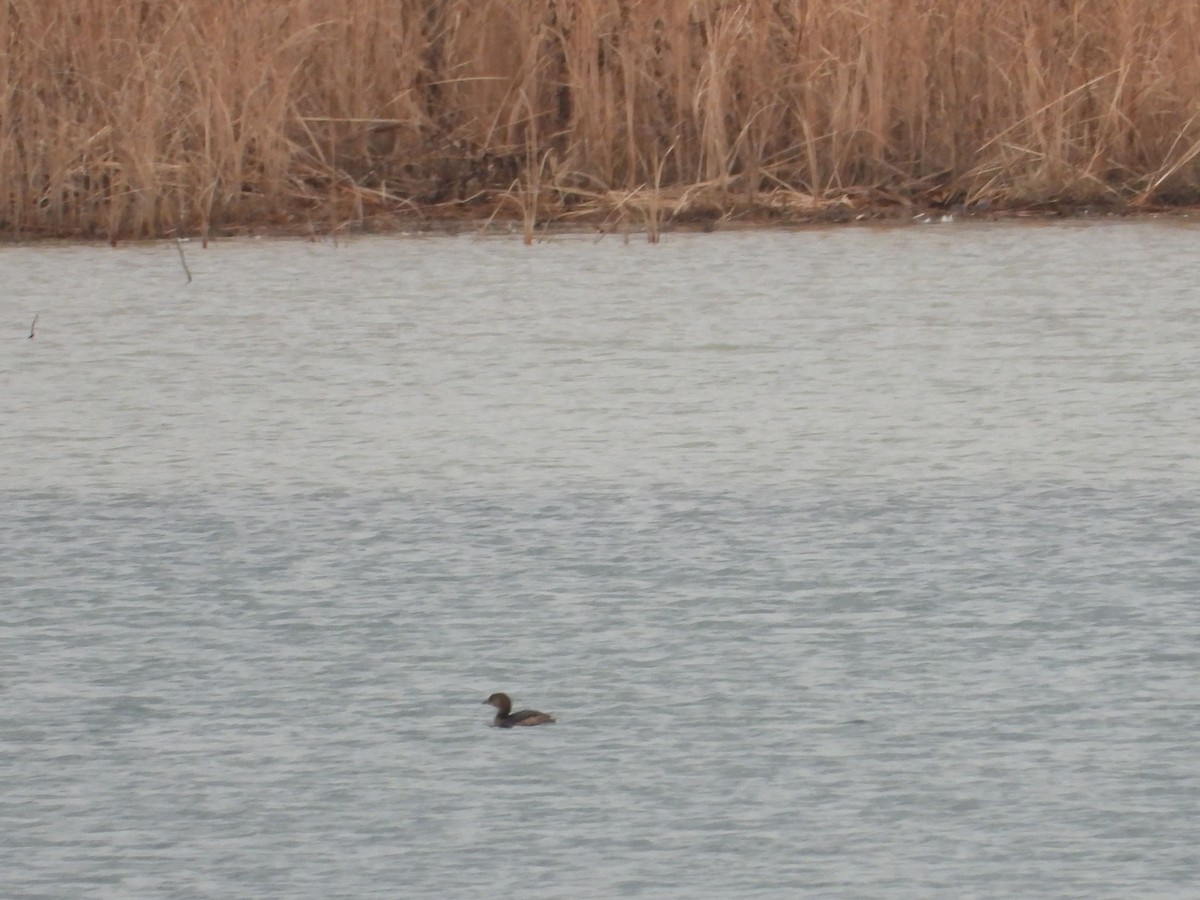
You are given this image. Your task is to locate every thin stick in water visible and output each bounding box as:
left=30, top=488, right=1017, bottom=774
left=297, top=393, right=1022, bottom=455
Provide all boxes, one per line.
left=175, top=237, right=193, bottom=284
left=29, top=313, right=38, bottom=339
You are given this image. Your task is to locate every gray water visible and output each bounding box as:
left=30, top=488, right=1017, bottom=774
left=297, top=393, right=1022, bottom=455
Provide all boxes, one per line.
left=2, top=223, right=1199, bottom=898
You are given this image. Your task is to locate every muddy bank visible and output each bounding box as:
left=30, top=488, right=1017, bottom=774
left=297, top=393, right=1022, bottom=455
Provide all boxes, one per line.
left=8, top=190, right=1192, bottom=245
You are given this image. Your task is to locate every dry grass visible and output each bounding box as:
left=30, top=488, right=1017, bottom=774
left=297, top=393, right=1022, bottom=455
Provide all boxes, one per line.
left=5, top=0, right=1200, bottom=240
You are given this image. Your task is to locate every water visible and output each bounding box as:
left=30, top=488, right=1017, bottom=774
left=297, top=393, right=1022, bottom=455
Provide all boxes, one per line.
left=2, top=223, right=1199, bottom=897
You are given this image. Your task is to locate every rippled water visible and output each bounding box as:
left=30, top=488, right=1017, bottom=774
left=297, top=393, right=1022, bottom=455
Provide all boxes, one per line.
left=3, top=223, right=1199, bottom=897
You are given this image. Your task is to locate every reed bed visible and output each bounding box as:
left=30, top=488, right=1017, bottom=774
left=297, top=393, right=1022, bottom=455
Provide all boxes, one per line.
left=5, top=0, right=1200, bottom=240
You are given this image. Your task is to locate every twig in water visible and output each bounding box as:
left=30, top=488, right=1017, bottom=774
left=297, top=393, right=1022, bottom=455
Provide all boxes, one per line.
left=175, top=238, right=193, bottom=284
left=29, top=313, right=38, bottom=339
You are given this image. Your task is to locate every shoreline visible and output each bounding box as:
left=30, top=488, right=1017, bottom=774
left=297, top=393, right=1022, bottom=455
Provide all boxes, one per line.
left=4, top=197, right=1200, bottom=245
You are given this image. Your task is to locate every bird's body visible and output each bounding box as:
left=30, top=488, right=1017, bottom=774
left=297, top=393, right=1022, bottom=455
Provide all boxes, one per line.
left=484, top=692, right=556, bottom=727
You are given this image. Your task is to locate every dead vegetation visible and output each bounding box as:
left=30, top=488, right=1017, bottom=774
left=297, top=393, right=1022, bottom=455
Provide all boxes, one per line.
left=5, top=0, right=1200, bottom=241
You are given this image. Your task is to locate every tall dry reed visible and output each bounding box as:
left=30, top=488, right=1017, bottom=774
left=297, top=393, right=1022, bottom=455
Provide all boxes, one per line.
left=4, top=0, right=1200, bottom=239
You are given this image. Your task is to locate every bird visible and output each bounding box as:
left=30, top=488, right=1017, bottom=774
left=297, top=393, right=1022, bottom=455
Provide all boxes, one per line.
left=483, top=692, right=556, bottom=727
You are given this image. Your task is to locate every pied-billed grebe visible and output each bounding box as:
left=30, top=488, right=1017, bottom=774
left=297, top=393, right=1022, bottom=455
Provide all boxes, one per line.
left=484, top=692, right=556, bottom=727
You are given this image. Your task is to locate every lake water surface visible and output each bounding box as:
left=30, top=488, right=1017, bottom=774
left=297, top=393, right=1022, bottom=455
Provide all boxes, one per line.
left=2, top=223, right=1199, bottom=897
